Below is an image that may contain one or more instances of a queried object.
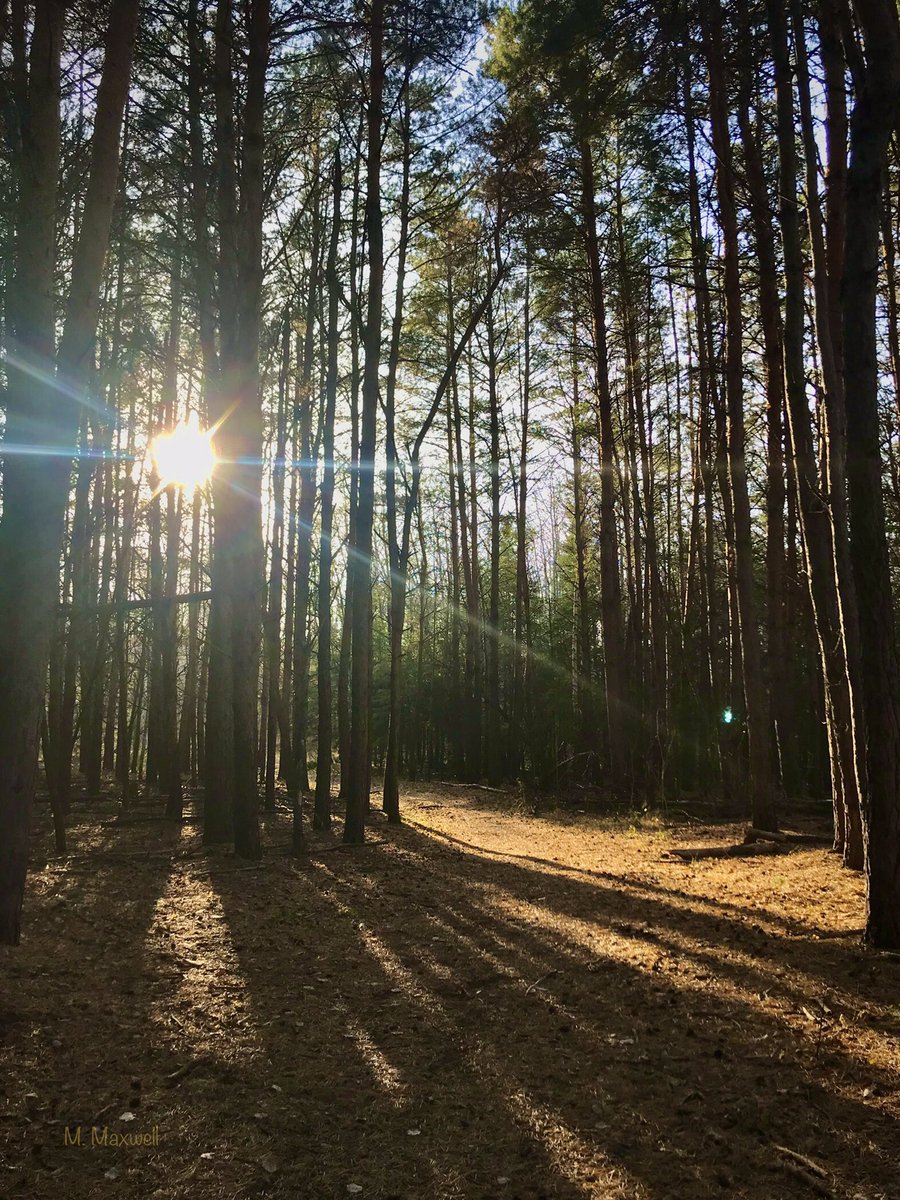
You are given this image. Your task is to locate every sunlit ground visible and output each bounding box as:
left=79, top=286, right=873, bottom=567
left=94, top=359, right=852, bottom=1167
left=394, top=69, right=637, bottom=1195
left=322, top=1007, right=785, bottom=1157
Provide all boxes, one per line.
left=2, top=786, right=898, bottom=1199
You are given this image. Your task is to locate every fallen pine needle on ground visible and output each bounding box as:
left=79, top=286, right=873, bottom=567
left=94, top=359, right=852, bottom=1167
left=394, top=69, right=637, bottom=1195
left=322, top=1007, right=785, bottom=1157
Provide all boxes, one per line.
left=1, top=785, right=898, bottom=1200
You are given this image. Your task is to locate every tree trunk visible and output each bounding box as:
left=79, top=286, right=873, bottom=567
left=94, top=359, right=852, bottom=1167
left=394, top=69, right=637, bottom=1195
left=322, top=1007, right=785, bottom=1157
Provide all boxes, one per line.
left=486, top=295, right=503, bottom=785
left=579, top=135, right=628, bottom=792
left=842, top=0, right=900, bottom=947
left=314, top=148, right=342, bottom=830
left=345, top=0, right=385, bottom=843
left=383, top=78, right=412, bottom=824
left=702, top=0, right=777, bottom=831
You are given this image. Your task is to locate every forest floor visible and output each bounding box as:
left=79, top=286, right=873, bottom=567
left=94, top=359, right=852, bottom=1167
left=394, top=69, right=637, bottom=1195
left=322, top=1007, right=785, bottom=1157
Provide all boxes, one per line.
left=1, top=786, right=899, bottom=1200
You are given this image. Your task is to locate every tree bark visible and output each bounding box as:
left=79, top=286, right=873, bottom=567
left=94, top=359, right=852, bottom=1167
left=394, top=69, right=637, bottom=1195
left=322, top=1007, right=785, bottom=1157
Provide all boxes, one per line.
left=314, top=148, right=342, bottom=830
left=579, top=135, right=628, bottom=792
left=345, top=0, right=385, bottom=843
left=841, top=0, right=900, bottom=947
left=702, top=0, right=777, bottom=831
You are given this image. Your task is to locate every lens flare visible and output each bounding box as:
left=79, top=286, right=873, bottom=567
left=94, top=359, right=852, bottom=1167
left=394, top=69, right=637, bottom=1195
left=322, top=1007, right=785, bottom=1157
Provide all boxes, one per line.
left=150, top=413, right=216, bottom=492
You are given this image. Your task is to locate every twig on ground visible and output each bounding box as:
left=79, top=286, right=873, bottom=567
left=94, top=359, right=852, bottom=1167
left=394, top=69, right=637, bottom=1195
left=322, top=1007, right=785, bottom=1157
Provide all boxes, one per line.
left=771, top=1145, right=833, bottom=1197
left=164, top=1058, right=208, bottom=1087
left=524, top=969, right=558, bottom=995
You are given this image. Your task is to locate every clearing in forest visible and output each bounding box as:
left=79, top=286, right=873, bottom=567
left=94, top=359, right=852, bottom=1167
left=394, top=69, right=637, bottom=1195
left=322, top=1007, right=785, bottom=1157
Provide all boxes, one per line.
left=1, top=788, right=898, bottom=1200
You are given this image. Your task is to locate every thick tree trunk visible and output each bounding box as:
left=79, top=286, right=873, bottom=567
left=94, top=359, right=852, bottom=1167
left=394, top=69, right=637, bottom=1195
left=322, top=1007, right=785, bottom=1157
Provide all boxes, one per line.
left=768, top=0, right=862, bottom=860
left=791, top=0, right=865, bottom=865
left=842, top=0, right=900, bottom=947
left=204, top=0, right=239, bottom=844
left=205, top=0, right=269, bottom=860
left=229, top=0, right=268, bottom=860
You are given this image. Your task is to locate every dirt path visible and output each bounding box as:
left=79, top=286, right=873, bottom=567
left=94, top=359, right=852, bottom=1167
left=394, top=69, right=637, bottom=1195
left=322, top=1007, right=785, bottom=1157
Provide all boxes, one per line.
left=1, top=787, right=898, bottom=1199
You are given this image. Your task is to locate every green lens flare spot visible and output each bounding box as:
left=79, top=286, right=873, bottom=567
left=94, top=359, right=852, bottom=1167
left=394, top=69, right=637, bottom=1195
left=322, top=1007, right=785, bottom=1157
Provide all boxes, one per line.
left=722, top=707, right=734, bottom=725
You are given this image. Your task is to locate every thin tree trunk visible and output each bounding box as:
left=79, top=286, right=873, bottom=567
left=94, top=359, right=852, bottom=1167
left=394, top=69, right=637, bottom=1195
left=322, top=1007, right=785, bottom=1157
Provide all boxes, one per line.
left=314, top=148, right=342, bottom=830
left=486, top=295, right=503, bottom=785
left=345, top=0, right=385, bottom=843
left=383, top=78, right=412, bottom=824
left=579, top=135, right=628, bottom=792
left=702, top=0, right=777, bottom=831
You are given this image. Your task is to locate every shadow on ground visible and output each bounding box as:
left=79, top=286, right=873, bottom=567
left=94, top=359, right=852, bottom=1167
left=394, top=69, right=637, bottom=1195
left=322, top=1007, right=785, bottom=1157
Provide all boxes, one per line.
left=1, top=789, right=898, bottom=1199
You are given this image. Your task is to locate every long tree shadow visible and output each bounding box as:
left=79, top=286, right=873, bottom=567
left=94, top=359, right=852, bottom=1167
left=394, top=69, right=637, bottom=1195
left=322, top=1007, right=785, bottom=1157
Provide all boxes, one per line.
left=399, top=815, right=896, bottom=1025
left=1, top=795, right=186, bottom=1199
left=310, top=822, right=899, bottom=1199
left=201, top=812, right=899, bottom=1200
left=8, top=798, right=898, bottom=1200
left=401, top=817, right=847, bottom=939
left=201, top=827, right=595, bottom=1199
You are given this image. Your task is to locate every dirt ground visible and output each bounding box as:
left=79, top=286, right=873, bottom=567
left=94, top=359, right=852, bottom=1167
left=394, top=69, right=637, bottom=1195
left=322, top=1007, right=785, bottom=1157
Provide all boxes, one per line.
left=1, top=786, right=899, bottom=1200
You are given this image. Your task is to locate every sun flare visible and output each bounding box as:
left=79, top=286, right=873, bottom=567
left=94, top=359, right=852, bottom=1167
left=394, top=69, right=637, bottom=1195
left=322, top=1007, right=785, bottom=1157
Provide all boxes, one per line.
left=150, top=413, right=217, bottom=492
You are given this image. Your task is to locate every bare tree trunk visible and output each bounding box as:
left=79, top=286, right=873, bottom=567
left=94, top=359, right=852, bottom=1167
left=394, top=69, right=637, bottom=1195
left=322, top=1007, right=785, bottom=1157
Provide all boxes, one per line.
left=204, top=0, right=238, bottom=844
left=178, top=483, right=203, bottom=783
left=737, top=88, right=787, bottom=801
left=204, top=0, right=269, bottom=859
left=682, top=52, right=723, bottom=788
left=571, top=341, right=596, bottom=772
left=345, top=0, right=385, bottom=843
left=513, top=246, right=533, bottom=779
left=486, top=295, right=503, bottom=785
left=314, top=148, right=342, bottom=830
left=292, top=160, right=324, bottom=818
left=579, top=135, right=627, bottom=792
left=768, top=0, right=862, bottom=859
left=702, top=0, right=777, bottom=831
left=842, top=0, right=900, bottom=947
left=229, top=0, right=268, bottom=859
left=792, top=0, right=865, bottom=864
left=463, top=348, right=483, bottom=781
left=264, top=321, right=291, bottom=811
left=383, top=79, right=411, bottom=824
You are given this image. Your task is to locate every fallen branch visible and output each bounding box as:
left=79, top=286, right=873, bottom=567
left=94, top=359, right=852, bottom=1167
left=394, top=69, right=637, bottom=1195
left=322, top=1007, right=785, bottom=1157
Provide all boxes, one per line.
left=667, top=843, right=786, bottom=861
left=772, top=1146, right=829, bottom=1177
left=776, top=1162, right=833, bottom=1197
left=743, top=827, right=789, bottom=843
left=434, top=781, right=508, bottom=795
left=771, top=1145, right=833, bottom=1197
left=744, top=827, right=831, bottom=846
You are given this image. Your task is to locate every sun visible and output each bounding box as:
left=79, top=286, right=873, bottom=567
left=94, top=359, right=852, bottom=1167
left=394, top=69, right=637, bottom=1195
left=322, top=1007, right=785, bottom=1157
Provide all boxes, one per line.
left=150, top=412, right=217, bottom=492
